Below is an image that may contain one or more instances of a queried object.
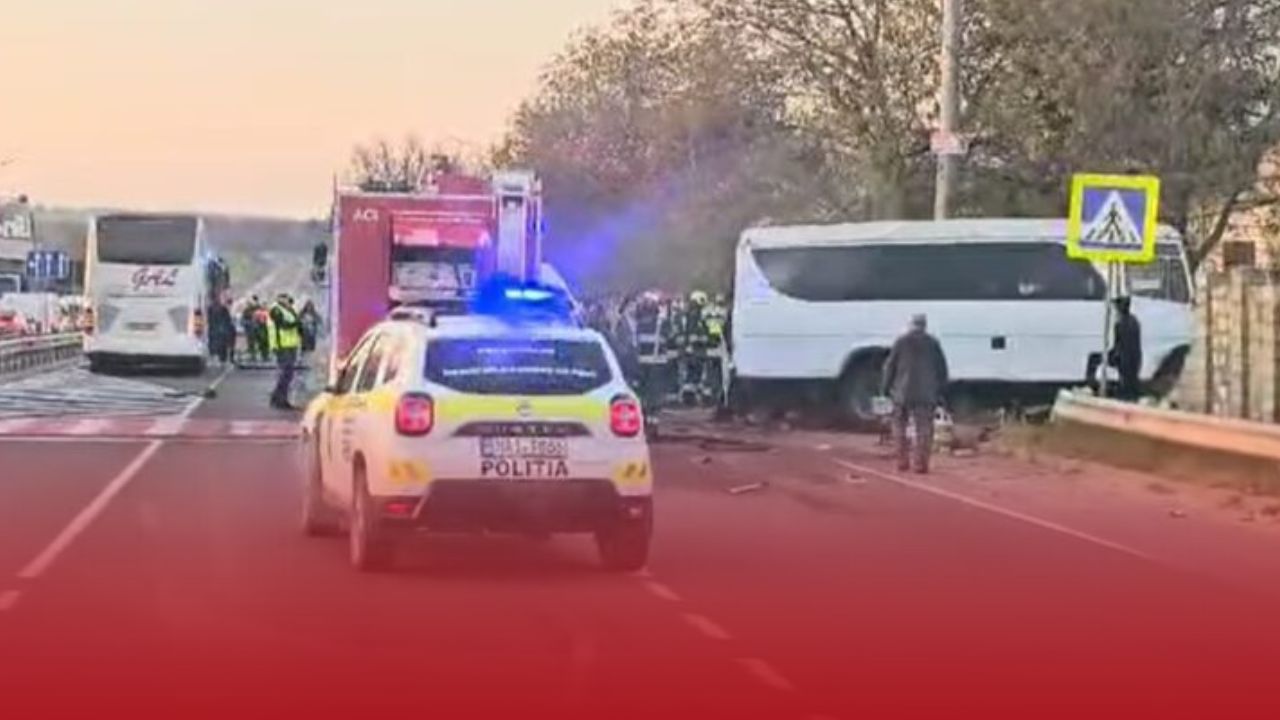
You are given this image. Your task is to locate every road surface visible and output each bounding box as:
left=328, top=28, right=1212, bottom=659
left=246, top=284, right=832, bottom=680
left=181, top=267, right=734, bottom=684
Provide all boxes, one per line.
left=2, top=368, right=1279, bottom=719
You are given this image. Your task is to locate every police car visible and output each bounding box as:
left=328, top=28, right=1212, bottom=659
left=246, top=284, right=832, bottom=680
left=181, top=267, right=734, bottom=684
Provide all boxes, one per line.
left=298, top=280, right=653, bottom=572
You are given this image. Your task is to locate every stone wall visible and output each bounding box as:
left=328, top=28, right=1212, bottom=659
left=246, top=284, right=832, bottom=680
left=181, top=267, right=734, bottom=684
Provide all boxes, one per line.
left=1177, top=269, right=1280, bottom=422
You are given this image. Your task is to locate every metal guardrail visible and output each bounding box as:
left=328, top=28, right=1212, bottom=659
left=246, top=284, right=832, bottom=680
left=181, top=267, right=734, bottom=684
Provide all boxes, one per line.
left=1052, top=390, right=1280, bottom=462
left=0, top=333, right=83, bottom=377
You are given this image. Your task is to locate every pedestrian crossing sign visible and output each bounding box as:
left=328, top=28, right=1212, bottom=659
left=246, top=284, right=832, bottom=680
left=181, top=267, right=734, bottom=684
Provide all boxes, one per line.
left=1066, top=173, right=1160, bottom=264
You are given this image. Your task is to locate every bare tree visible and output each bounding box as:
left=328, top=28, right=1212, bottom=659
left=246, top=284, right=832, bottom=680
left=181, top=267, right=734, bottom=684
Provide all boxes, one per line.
left=348, top=137, right=432, bottom=193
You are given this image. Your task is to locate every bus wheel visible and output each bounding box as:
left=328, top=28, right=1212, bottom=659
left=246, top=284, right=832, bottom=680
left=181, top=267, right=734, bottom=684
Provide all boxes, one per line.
left=187, top=358, right=208, bottom=377
left=837, top=360, right=883, bottom=430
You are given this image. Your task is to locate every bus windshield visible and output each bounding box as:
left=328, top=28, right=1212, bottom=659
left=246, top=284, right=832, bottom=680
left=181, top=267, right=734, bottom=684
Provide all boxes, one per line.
left=752, top=242, right=1107, bottom=302
left=97, top=216, right=198, bottom=265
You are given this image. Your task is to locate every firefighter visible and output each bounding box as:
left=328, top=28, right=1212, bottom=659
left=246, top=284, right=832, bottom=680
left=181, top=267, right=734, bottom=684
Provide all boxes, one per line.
left=658, top=296, right=683, bottom=405
left=679, top=291, right=712, bottom=406
left=240, top=297, right=262, bottom=362
left=268, top=293, right=303, bottom=410
left=633, top=292, right=665, bottom=412
left=703, top=294, right=729, bottom=406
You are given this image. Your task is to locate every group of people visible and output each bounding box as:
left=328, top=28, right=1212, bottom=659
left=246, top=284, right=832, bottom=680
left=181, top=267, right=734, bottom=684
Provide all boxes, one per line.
left=206, top=293, right=322, bottom=410
left=580, top=290, right=730, bottom=414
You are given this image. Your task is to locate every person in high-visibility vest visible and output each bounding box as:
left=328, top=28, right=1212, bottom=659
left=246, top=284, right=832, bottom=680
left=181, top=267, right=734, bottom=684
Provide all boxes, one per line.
left=703, top=294, right=729, bottom=406
left=268, top=293, right=303, bottom=410
left=679, top=291, right=711, bottom=406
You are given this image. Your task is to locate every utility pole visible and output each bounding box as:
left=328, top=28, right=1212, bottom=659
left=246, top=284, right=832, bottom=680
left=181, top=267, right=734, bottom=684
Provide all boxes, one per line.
left=933, top=0, right=961, bottom=220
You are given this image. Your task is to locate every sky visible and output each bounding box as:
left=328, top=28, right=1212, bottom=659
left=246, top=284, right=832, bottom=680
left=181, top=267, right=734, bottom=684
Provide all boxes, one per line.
left=0, top=0, right=622, bottom=218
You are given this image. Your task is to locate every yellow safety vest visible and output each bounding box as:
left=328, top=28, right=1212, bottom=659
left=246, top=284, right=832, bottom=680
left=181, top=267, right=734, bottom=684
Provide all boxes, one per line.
left=270, top=305, right=302, bottom=351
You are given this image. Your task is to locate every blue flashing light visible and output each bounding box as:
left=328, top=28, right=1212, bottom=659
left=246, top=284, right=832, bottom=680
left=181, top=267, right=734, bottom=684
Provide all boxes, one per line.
left=503, top=287, right=555, bottom=303
left=471, top=274, right=574, bottom=324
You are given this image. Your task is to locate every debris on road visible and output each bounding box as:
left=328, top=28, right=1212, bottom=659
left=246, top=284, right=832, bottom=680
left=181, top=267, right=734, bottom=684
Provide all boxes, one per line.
left=727, top=481, right=769, bottom=495
left=1169, top=509, right=1188, bottom=519
left=842, top=474, right=868, bottom=487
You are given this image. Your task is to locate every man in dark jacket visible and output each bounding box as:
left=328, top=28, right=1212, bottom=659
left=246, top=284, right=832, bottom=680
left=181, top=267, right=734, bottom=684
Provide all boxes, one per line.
left=881, top=314, right=949, bottom=474
left=1109, top=296, right=1143, bottom=401
left=208, top=297, right=236, bottom=366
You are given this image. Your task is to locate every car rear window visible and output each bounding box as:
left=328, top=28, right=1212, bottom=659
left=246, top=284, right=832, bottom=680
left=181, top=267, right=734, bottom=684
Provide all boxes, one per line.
left=424, top=338, right=612, bottom=395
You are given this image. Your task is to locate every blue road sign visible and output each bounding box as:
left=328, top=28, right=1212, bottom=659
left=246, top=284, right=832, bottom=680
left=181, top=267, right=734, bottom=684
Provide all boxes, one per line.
left=1066, top=174, right=1161, bottom=264
left=26, top=250, right=70, bottom=281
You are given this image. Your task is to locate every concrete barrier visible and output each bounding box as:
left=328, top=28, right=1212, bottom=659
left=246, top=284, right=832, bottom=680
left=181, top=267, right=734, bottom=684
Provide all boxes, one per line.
left=1052, top=389, right=1280, bottom=462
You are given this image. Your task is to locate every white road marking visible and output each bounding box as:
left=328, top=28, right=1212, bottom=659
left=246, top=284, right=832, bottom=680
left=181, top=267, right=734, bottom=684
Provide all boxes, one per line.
left=0, top=590, right=19, bottom=611
left=643, top=580, right=682, bottom=603
left=18, top=440, right=163, bottom=579
left=0, top=436, right=144, bottom=445
left=15, top=366, right=232, bottom=581
left=682, top=613, right=733, bottom=641
left=832, top=459, right=1151, bottom=561
left=736, top=657, right=796, bottom=692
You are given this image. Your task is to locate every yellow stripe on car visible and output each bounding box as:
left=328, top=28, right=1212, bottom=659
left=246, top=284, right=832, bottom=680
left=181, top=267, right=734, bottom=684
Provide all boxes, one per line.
left=435, top=395, right=607, bottom=423
left=613, top=460, right=651, bottom=489
left=387, top=459, right=432, bottom=486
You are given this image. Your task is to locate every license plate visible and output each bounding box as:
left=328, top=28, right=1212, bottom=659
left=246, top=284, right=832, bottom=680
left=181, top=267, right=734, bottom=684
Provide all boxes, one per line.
left=126, top=322, right=158, bottom=332
left=480, top=437, right=568, bottom=459
left=479, top=437, right=570, bottom=480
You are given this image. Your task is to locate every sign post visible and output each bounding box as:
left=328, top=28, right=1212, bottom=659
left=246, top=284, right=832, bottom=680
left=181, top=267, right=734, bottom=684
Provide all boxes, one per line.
left=1066, top=173, right=1161, bottom=398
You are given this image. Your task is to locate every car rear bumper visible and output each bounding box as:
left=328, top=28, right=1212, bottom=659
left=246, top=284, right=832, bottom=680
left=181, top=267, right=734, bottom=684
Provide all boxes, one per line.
left=378, top=479, right=651, bottom=534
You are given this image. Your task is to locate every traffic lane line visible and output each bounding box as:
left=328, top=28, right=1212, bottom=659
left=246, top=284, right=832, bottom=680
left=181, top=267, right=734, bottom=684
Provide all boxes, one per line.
left=10, top=366, right=230, bottom=582
left=644, top=446, right=1280, bottom=717
left=188, top=362, right=307, bottom=422
left=736, top=657, right=797, bottom=692
left=1, top=444, right=805, bottom=718
left=0, top=441, right=150, bottom=578
left=831, top=458, right=1152, bottom=561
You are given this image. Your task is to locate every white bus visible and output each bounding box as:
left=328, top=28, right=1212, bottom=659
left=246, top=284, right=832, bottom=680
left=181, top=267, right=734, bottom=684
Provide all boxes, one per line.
left=84, top=213, right=228, bottom=374
left=731, top=219, right=1194, bottom=423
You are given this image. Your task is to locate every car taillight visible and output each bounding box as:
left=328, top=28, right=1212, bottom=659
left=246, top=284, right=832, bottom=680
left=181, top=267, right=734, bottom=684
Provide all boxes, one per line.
left=610, top=395, right=643, bottom=438
left=395, top=393, right=435, bottom=436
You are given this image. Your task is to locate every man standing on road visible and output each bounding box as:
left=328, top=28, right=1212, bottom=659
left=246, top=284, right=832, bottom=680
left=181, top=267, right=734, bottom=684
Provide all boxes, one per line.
left=268, top=294, right=303, bottom=410
left=1110, top=296, right=1143, bottom=402
left=209, top=296, right=236, bottom=367
left=881, top=314, right=949, bottom=474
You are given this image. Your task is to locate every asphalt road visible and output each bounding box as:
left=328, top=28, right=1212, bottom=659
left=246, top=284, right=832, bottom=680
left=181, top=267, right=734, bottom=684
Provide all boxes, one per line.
left=2, top=369, right=1280, bottom=719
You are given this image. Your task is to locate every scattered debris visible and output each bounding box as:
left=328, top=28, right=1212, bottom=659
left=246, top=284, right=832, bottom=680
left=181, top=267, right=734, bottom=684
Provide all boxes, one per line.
left=1146, top=482, right=1176, bottom=496
left=697, top=455, right=713, bottom=465
left=814, top=444, right=832, bottom=452
left=842, top=473, right=868, bottom=486
left=1261, top=504, right=1280, bottom=518
left=727, top=481, right=769, bottom=495
left=1168, top=509, right=1188, bottom=519
left=1220, top=495, right=1246, bottom=510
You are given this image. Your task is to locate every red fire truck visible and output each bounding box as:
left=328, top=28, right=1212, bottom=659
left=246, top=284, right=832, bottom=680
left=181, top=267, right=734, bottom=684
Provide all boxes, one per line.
left=326, top=169, right=560, bottom=365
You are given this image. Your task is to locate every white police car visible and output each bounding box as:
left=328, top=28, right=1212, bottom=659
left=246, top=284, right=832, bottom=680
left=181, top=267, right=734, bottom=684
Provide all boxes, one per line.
left=299, top=282, right=653, bottom=572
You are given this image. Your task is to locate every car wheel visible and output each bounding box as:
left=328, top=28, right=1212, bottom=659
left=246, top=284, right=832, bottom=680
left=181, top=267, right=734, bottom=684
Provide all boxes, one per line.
left=349, top=464, right=392, bottom=572
left=301, top=441, right=342, bottom=537
left=595, top=510, right=652, bottom=572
